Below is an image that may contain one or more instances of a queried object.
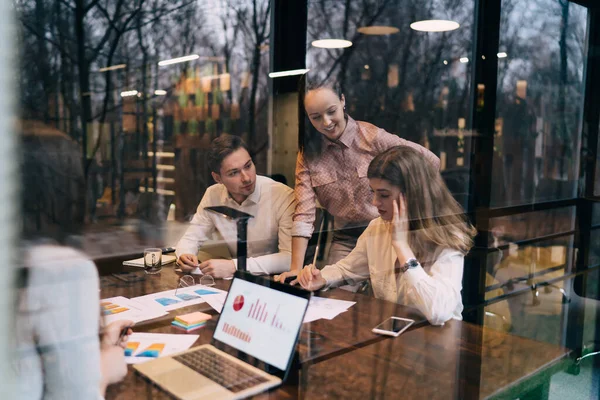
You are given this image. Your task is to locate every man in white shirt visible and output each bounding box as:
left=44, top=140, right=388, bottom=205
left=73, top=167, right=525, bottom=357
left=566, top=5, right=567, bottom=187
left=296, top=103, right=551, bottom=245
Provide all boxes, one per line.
left=176, top=135, right=295, bottom=278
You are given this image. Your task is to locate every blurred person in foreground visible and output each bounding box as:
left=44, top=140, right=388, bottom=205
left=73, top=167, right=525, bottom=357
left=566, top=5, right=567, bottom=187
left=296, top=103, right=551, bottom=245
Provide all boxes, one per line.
left=14, top=121, right=131, bottom=399
left=292, top=146, right=476, bottom=325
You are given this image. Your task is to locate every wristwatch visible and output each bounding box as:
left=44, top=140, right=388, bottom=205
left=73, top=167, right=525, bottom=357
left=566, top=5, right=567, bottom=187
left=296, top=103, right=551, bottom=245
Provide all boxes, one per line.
left=400, top=258, right=420, bottom=273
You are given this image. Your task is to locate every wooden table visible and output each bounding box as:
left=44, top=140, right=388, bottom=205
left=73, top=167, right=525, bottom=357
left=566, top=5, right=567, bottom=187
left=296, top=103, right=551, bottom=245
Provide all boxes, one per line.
left=100, top=262, right=572, bottom=400
left=300, top=320, right=572, bottom=400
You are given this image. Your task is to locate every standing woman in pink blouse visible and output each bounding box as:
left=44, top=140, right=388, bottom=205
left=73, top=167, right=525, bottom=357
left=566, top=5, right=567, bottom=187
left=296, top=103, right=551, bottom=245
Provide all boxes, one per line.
left=276, top=72, right=440, bottom=285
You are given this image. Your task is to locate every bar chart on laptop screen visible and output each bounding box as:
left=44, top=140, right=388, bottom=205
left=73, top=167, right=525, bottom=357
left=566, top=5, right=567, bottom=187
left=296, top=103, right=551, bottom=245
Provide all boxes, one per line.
left=246, top=299, right=290, bottom=332
left=213, top=280, right=307, bottom=370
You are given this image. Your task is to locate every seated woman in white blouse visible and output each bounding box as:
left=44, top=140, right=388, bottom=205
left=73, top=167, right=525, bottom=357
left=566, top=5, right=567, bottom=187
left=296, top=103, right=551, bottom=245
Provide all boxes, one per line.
left=292, top=146, right=476, bottom=325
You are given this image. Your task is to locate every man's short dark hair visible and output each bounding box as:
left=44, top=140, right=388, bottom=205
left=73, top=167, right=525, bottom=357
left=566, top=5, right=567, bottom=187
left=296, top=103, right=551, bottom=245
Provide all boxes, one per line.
left=207, top=134, right=250, bottom=174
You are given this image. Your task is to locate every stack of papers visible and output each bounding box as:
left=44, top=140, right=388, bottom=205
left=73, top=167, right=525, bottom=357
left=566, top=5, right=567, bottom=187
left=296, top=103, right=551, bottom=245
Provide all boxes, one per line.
left=101, top=296, right=168, bottom=324
left=124, top=332, right=199, bottom=364
left=132, top=284, right=227, bottom=312
left=123, top=255, right=177, bottom=267
left=172, top=311, right=212, bottom=332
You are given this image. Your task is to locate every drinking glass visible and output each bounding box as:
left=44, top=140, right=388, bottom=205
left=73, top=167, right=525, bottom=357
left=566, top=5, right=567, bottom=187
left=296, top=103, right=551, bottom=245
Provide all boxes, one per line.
left=144, top=248, right=162, bottom=274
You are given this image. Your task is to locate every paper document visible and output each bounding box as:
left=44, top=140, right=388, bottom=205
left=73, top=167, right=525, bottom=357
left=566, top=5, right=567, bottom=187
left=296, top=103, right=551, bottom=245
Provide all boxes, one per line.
left=203, top=292, right=355, bottom=323
left=101, top=296, right=168, bottom=325
left=132, top=284, right=226, bottom=312
left=124, top=332, right=199, bottom=364
left=123, top=255, right=177, bottom=267
left=203, top=292, right=228, bottom=313
left=303, top=297, right=356, bottom=323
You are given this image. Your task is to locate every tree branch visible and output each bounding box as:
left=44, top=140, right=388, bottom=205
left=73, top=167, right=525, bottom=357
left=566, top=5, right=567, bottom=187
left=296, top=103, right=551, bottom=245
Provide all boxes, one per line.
left=84, top=0, right=101, bottom=14
left=20, top=18, right=77, bottom=64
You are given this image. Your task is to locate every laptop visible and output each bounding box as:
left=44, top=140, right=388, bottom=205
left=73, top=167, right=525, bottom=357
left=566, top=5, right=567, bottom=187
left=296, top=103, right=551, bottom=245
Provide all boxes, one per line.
left=134, top=270, right=311, bottom=399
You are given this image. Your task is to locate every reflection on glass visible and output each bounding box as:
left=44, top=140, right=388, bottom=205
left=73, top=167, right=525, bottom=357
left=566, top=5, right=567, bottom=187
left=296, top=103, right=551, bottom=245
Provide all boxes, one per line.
left=589, top=230, right=600, bottom=268
left=306, top=0, right=474, bottom=206
left=491, top=0, right=588, bottom=207
left=596, top=132, right=600, bottom=196
left=489, top=206, right=575, bottom=246
left=16, top=0, right=271, bottom=245
left=593, top=202, right=600, bottom=226
left=485, top=237, right=574, bottom=342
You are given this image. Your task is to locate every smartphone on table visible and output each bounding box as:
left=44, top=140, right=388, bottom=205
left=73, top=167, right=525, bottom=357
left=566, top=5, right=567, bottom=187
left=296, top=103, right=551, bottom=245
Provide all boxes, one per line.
left=372, top=317, right=415, bottom=337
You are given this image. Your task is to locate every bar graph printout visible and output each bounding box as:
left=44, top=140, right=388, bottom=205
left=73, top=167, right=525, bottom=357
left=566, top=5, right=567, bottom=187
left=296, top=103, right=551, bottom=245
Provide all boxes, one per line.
left=100, top=296, right=168, bottom=324
left=124, top=333, right=199, bottom=364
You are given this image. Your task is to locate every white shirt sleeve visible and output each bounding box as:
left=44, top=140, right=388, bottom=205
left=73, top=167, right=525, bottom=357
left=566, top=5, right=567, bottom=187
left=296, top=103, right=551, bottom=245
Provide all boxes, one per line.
left=320, top=230, right=370, bottom=287
left=234, top=187, right=296, bottom=275
left=401, top=250, right=464, bottom=325
left=175, top=193, right=217, bottom=258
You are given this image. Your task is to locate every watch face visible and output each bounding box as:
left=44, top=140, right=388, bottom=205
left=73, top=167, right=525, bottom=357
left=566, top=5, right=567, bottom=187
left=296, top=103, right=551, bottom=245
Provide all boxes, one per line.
left=408, top=259, right=419, bottom=268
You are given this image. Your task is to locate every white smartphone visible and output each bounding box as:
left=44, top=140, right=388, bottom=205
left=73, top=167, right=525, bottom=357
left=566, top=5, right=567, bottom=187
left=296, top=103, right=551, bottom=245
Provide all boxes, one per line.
left=372, top=316, right=415, bottom=337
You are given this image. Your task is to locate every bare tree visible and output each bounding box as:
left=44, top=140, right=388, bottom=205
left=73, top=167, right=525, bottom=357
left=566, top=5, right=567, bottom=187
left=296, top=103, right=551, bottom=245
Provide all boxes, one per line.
left=233, top=0, right=270, bottom=149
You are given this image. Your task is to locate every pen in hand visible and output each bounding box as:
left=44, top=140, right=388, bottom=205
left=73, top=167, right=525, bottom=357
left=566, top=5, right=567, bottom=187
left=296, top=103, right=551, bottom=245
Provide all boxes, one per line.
left=115, top=326, right=133, bottom=347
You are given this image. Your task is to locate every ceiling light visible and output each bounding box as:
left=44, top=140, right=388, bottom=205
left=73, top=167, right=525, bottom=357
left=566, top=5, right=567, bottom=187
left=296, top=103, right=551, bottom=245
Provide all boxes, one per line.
left=443, top=60, right=448, bottom=65
left=158, top=54, right=199, bottom=66
left=460, top=57, right=469, bottom=63
left=410, top=20, right=460, bottom=32
left=268, top=69, right=310, bottom=78
left=99, top=64, right=126, bottom=72
left=357, top=26, right=399, bottom=35
left=364, top=65, right=369, bottom=69
left=497, top=52, right=508, bottom=58
left=120, top=90, right=138, bottom=97
left=311, top=39, right=353, bottom=49
left=154, top=89, right=167, bottom=96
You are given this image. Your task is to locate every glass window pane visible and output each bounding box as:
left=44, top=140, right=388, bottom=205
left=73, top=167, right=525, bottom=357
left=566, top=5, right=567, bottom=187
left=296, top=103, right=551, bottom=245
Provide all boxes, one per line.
left=491, top=0, right=588, bottom=207
left=593, top=202, right=600, bottom=226
left=489, top=206, right=575, bottom=247
left=479, top=271, right=598, bottom=399
left=17, top=0, right=270, bottom=242
left=306, top=0, right=475, bottom=207
left=485, top=236, right=575, bottom=305
left=590, top=229, right=600, bottom=268
left=596, top=134, right=600, bottom=195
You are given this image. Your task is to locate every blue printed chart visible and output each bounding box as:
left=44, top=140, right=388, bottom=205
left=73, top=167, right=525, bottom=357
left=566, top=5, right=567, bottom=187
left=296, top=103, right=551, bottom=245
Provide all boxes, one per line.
left=100, top=296, right=168, bottom=324
left=125, top=332, right=199, bottom=364
left=131, top=284, right=226, bottom=312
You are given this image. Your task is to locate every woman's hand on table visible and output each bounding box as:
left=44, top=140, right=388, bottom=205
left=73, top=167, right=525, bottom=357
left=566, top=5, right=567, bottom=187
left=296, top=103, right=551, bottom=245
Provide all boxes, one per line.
left=291, top=264, right=326, bottom=291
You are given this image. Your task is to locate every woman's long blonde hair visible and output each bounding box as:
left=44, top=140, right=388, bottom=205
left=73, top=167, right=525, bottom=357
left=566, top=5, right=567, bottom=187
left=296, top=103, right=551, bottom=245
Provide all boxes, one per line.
left=367, top=146, right=476, bottom=260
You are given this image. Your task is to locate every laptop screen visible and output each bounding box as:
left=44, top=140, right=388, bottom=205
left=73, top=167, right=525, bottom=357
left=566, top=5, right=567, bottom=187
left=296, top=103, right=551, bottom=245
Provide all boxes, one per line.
left=213, top=277, right=309, bottom=371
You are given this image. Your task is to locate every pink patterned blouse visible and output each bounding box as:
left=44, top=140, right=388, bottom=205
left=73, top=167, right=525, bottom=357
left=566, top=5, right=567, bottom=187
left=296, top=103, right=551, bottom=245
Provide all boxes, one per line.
left=292, top=116, right=440, bottom=238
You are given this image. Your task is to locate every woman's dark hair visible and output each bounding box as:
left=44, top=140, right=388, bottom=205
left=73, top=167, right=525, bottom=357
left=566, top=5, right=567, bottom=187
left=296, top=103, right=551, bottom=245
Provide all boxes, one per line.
left=20, top=121, right=86, bottom=245
left=368, top=146, right=476, bottom=258
left=297, top=71, right=344, bottom=160
left=207, top=134, right=250, bottom=174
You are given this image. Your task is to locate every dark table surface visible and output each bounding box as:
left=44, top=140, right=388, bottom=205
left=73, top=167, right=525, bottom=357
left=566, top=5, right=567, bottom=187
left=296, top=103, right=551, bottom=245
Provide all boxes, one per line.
left=100, top=259, right=572, bottom=400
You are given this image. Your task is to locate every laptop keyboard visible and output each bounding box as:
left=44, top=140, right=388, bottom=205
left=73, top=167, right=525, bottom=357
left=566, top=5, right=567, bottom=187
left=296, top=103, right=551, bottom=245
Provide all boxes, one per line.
left=174, top=347, right=270, bottom=393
